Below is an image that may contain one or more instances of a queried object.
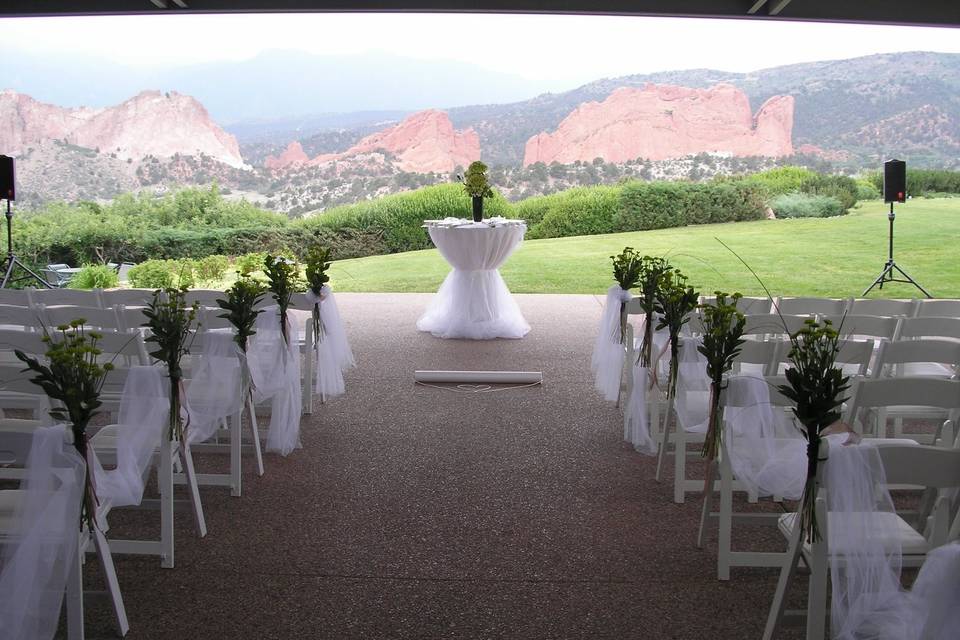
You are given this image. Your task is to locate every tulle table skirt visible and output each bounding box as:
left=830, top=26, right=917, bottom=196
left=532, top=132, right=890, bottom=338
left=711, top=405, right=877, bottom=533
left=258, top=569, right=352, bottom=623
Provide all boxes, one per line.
left=417, top=222, right=530, bottom=340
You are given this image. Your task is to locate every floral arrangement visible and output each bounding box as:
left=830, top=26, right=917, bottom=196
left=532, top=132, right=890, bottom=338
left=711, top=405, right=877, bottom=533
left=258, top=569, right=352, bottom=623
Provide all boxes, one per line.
left=16, top=320, right=115, bottom=525
left=460, top=161, right=493, bottom=199
left=636, top=256, right=670, bottom=367
left=143, top=288, right=198, bottom=441
left=611, top=246, right=642, bottom=292
left=263, top=254, right=302, bottom=345
left=777, top=318, right=850, bottom=543
left=216, top=276, right=266, bottom=353
left=697, top=292, right=746, bottom=460
left=305, top=245, right=332, bottom=346
left=655, top=268, right=699, bottom=399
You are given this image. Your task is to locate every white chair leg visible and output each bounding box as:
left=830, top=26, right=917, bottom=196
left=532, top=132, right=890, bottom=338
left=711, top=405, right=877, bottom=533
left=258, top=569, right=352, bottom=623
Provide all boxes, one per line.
left=66, top=538, right=85, bottom=640
left=247, top=394, right=264, bottom=476
left=92, top=524, right=129, bottom=637
left=655, top=406, right=672, bottom=482
left=697, top=461, right=716, bottom=549
left=178, top=441, right=207, bottom=538
left=160, top=440, right=175, bottom=569
left=763, top=518, right=804, bottom=640
left=230, top=411, right=242, bottom=497
left=717, top=454, right=733, bottom=581
left=807, top=501, right=829, bottom=640
left=303, top=323, right=314, bottom=415
left=674, top=427, right=687, bottom=504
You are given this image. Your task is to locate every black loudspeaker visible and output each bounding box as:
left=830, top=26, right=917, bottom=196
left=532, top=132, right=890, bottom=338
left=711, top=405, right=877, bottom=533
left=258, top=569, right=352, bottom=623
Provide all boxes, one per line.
left=0, top=155, right=13, bottom=201
left=883, top=159, right=906, bottom=204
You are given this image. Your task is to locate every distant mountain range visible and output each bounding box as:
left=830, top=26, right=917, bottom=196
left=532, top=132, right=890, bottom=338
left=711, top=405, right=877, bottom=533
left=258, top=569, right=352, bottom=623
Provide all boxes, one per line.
left=2, top=50, right=958, bottom=212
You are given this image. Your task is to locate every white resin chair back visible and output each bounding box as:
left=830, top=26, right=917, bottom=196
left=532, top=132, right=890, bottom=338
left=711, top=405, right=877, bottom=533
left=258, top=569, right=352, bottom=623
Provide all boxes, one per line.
left=898, top=316, right=960, bottom=342
left=99, top=288, right=155, bottom=309
left=848, top=298, right=917, bottom=317
left=915, top=299, right=960, bottom=318
left=0, top=288, right=34, bottom=307
left=844, top=377, right=960, bottom=442
left=28, top=287, right=103, bottom=308
left=40, top=305, right=122, bottom=332
left=184, top=289, right=226, bottom=310
left=875, top=339, right=960, bottom=380
left=821, top=314, right=901, bottom=342
left=774, top=296, right=849, bottom=317
left=0, top=303, right=44, bottom=331
left=743, top=313, right=809, bottom=338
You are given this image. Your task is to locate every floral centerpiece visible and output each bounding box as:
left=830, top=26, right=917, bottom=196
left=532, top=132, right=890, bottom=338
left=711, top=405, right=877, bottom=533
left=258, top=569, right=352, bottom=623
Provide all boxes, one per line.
left=609, top=246, right=642, bottom=343
left=777, top=318, right=850, bottom=543
left=305, top=245, right=332, bottom=347
left=263, top=254, right=302, bottom=345
left=635, top=256, right=670, bottom=368
left=143, top=288, right=198, bottom=441
left=461, top=161, right=494, bottom=222
left=16, top=320, right=115, bottom=526
left=697, top=292, right=746, bottom=460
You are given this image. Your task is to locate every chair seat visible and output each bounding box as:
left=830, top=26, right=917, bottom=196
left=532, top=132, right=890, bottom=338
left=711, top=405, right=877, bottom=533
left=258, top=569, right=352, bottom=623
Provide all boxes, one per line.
left=779, top=511, right=929, bottom=555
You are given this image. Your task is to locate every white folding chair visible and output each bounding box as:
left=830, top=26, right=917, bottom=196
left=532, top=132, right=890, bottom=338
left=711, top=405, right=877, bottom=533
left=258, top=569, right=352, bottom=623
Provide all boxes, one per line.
left=874, top=338, right=960, bottom=380
left=764, top=443, right=960, bottom=640
left=848, top=298, right=917, bottom=317
left=699, top=295, right=772, bottom=315
left=661, top=340, right=781, bottom=504
left=914, top=299, right=960, bottom=318
left=0, top=425, right=129, bottom=638
left=773, top=296, right=850, bottom=317
left=743, top=313, right=810, bottom=340
left=698, top=375, right=800, bottom=580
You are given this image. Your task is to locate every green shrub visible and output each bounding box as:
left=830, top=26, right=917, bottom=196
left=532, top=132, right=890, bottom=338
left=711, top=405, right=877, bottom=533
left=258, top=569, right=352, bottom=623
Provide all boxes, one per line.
left=856, top=180, right=882, bottom=201
left=801, top=174, right=858, bottom=212
left=616, top=182, right=689, bottom=231
left=867, top=168, right=960, bottom=195
left=128, top=259, right=175, bottom=289
left=526, top=187, right=620, bottom=239
left=771, top=193, right=844, bottom=218
left=745, top=166, right=819, bottom=198
left=235, top=252, right=268, bottom=276
left=170, top=259, right=196, bottom=289
left=614, top=181, right=767, bottom=232
left=196, top=254, right=230, bottom=284
left=67, top=264, right=119, bottom=290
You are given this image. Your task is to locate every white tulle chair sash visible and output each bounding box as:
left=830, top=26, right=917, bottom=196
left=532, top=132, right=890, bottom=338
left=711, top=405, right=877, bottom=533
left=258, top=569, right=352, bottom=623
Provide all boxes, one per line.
left=592, top=285, right=631, bottom=401
left=186, top=331, right=245, bottom=444
left=306, top=286, right=355, bottom=398
left=247, top=305, right=302, bottom=456
left=674, top=336, right=711, bottom=433
left=0, top=424, right=84, bottom=640
left=92, top=365, right=169, bottom=509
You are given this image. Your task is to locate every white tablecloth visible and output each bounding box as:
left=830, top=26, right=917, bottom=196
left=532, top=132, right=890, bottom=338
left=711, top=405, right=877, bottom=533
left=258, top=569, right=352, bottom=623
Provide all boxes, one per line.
left=417, top=219, right=530, bottom=340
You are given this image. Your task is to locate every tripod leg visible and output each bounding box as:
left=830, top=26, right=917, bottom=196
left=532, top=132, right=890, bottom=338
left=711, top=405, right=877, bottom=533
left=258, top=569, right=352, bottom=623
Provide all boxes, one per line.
left=862, top=262, right=895, bottom=297
left=890, top=263, right=933, bottom=298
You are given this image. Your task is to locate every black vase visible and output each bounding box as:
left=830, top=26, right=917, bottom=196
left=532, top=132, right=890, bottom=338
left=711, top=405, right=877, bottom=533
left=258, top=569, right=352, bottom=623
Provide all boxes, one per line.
left=472, top=196, right=483, bottom=222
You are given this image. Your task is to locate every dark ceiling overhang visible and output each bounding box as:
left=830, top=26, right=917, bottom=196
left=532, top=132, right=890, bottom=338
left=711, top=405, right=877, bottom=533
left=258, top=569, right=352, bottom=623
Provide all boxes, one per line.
left=2, top=0, right=958, bottom=28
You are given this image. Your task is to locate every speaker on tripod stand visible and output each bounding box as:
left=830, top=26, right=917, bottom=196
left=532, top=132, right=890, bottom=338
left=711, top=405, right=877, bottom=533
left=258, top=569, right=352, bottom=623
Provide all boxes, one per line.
left=0, top=155, right=53, bottom=289
left=862, top=159, right=932, bottom=297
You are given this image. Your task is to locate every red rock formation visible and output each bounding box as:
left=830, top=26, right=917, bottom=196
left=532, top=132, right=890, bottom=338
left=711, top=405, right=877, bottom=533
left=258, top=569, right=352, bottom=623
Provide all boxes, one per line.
left=0, top=90, right=246, bottom=168
left=268, top=110, right=479, bottom=174
left=265, top=141, right=309, bottom=170
left=523, top=84, right=794, bottom=166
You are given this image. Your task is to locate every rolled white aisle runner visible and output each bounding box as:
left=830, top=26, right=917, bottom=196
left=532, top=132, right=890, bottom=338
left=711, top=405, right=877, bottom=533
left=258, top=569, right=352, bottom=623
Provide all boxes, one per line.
left=414, top=370, right=542, bottom=384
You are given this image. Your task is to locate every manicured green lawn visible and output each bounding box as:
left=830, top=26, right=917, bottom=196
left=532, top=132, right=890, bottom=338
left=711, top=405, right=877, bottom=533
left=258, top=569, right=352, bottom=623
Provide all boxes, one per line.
left=328, top=199, right=959, bottom=298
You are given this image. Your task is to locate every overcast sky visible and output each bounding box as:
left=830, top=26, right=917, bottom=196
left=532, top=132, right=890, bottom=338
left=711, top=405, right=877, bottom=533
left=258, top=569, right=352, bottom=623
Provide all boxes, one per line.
left=2, top=13, right=959, bottom=90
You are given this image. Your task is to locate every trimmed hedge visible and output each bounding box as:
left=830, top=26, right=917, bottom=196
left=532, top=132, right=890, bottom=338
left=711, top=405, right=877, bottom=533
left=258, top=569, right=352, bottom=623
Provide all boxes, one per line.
left=525, top=187, right=620, bottom=239
left=867, top=168, right=960, bottom=196
left=615, top=181, right=767, bottom=232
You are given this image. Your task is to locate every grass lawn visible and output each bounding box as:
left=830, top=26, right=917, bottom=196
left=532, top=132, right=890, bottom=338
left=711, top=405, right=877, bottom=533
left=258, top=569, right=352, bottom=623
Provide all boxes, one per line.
left=327, top=198, right=959, bottom=298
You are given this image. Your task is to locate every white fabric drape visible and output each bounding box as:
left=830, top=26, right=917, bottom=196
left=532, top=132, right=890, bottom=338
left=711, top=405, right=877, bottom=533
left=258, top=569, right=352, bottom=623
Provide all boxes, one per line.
left=307, top=286, right=355, bottom=399
left=247, top=305, right=302, bottom=456
left=723, top=375, right=807, bottom=500
left=186, top=331, right=245, bottom=444
left=417, top=221, right=529, bottom=340
left=625, top=365, right=658, bottom=455
left=674, top=336, right=711, bottom=433
left=93, top=366, right=168, bottom=508
left=0, top=424, right=84, bottom=640
left=591, top=285, right=632, bottom=401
